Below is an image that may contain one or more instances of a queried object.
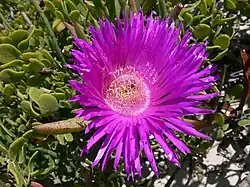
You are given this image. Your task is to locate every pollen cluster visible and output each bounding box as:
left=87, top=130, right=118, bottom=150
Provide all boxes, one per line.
left=104, top=67, right=150, bottom=116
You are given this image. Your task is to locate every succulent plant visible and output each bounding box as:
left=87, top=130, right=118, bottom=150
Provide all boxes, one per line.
left=0, top=0, right=249, bottom=186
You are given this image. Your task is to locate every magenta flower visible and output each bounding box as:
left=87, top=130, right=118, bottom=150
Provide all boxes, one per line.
left=67, top=12, right=219, bottom=179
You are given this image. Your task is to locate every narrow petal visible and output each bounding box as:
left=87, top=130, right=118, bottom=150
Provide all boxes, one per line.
left=114, top=139, right=123, bottom=171
left=153, top=132, right=180, bottom=167
left=166, top=118, right=212, bottom=140
left=101, top=125, right=126, bottom=171
left=164, top=129, right=191, bottom=154
left=83, top=119, right=118, bottom=153
left=138, top=123, right=158, bottom=176
left=85, top=114, right=119, bottom=133
left=145, top=118, right=180, bottom=165
left=186, top=92, right=220, bottom=101
left=92, top=123, right=121, bottom=168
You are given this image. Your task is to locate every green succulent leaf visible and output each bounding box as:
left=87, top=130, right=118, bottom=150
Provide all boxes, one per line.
left=193, top=24, right=212, bottom=39
left=57, top=134, right=66, bottom=145
left=0, top=36, right=14, bottom=44
left=28, top=58, right=45, bottom=74
left=34, top=148, right=57, bottom=158
left=9, top=30, right=29, bottom=46
left=214, top=113, right=225, bottom=126
left=41, top=59, right=52, bottom=67
left=59, top=100, right=72, bottom=109
left=0, top=44, right=21, bottom=64
left=64, top=133, right=73, bottom=142
left=38, top=94, right=59, bottom=116
left=40, top=50, right=55, bottom=63
left=17, top=26, right=35, bottom=52
left=44, top=0, right=56, bottom=13
left=0, top=69, right=24, bottom=83
left=224, top=0, right=236, bottom=10
left=8, top=162, right=25, bottom=186
left=222, top=123, right=229, bottom=131
left=3, top=84, right=15, bottom=97
left=213, top=34, right=230, bottom=50
left=55, top=10, right=65, bottom=20
left=22, top=52, right=37, bottom=61
left=21, top=101, right=40, bottom=117
left=0, top=121, right=16, bottom=138
left=28, top=87, right=43, bottom=105
left=65, top=0, right=78, bottom=11
left=183, top=13, right=193, bottom=27
left=52, top=92, right=66, bottom=100
left=27, top=151, right=39, bottom=184
left=0, top=143, right=8, bottom=155
left=8, top=137, right=26, bottom=161
left=68, top=10, right=81, bottom=22
left=238, top=119, right=250, bottom=127
left=0, top=59, right=23, bottom=70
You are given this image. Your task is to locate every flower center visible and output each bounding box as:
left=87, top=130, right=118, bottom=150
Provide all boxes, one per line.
left=104, top=67, right=150, bottom=116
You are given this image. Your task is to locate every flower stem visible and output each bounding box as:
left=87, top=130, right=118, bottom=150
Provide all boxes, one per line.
left=0, top=11, right=13, bottom=32
left=29, top=0, right=65, bottom=68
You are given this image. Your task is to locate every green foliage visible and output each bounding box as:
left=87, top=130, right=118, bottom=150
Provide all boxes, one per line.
left=9, top=30, right=29, bottom=45
left=238, top=119, right=250, bottom=127
left=38, top=94, right=59, bottom=116
left=0, top=44, right=21, bottom=64
left=193, top=24, right=212, bottom=39
left=0, top=0, right=249, bottom=186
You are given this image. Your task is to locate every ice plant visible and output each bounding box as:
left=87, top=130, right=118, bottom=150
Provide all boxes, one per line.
left=67, top=12, right=219, bottom=179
